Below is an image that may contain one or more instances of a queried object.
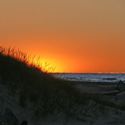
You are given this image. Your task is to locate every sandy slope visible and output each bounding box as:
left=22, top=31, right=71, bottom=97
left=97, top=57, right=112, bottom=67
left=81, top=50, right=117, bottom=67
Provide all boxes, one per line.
left=1, top=79, right=125, bottom=125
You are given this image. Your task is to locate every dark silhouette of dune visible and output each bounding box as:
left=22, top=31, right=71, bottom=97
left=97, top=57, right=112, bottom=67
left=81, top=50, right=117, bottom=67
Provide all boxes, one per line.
left=0, top=47, right=90, bottom=123
left=0, top=47, right=125, bottom=125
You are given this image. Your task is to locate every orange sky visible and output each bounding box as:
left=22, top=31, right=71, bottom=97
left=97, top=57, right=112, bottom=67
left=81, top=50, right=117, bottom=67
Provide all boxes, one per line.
left=0, top=0, right=125, bottom=73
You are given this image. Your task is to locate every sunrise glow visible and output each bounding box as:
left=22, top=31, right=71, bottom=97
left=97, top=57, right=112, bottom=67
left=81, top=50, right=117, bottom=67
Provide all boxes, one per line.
left=0, top=0, right=125, bottom=73
left=32, top=58, right=65, bottom=73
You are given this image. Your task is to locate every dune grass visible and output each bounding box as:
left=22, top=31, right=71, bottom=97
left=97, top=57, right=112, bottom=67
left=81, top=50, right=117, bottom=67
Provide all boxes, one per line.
left=0, top=47, right=92, bottom=120
left=0, top=46, right=125, bottom=122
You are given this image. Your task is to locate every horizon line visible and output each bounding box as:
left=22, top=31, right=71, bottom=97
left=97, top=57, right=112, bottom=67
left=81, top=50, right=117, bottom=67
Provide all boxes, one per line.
left=50, top=72, right=125, bottom=74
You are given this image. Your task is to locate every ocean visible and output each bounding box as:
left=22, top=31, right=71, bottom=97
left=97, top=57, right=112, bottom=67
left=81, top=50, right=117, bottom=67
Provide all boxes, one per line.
left=53, top=73, right=125, bottom=83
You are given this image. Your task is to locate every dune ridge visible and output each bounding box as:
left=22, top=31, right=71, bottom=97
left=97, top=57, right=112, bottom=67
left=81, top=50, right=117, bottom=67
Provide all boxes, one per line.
left=0, top=47, right=125, bottom=125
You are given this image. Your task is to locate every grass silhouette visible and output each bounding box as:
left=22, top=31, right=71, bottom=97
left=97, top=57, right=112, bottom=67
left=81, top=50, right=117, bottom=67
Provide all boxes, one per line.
left=0, top=46, right=125, bottom=122
left=0, top=46, right=91, bottom=120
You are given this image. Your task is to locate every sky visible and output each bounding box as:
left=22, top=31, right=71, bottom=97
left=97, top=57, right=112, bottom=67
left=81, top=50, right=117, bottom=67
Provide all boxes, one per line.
left=0, top=0, right=125, bottom=73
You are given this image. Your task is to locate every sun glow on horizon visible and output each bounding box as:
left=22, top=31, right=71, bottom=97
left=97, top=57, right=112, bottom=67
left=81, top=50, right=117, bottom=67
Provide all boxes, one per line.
left=0, top=0, right=125, bottom=73
left=31, top=58, right=65, bottom=73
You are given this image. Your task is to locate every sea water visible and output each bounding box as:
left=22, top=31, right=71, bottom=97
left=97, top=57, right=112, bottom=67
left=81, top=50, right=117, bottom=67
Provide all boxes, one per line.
left=53, top=73, right=125, bottom=83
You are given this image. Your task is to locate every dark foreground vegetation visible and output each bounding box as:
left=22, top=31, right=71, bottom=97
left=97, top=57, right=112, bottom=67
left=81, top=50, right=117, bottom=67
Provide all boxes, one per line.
left=0, top=47, right=91, bottom=120
left=0, top=47, right=125, bottom=125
